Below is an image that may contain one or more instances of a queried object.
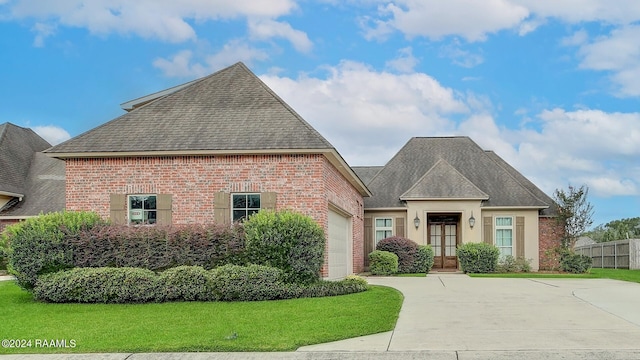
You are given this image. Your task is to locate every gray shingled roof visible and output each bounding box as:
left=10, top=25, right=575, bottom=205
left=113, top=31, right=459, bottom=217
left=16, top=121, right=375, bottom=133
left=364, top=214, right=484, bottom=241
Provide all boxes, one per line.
left=363, top=137, right=552, bottom=209
left=400, top=159, right=489, bottom=200
left=0, top=123, right=52, bottom=196
left=0, top=152, right=65, bottom=217
left=45, top=62, right=334, bottom=154
left=352, top=166, right=384, bottom=185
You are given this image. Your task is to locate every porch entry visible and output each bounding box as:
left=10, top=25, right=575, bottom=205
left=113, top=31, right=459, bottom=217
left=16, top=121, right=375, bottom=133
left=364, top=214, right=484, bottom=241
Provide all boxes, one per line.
left=427, top=214, right=460, bottom=270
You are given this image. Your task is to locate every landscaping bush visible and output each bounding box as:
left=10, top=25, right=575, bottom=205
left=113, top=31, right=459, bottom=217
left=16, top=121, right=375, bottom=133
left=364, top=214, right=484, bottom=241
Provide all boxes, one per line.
left=244, top=210, right=325, bottom=284
left=496, top=255, right=532, bottom=273
left=70, top=223, right=245, bottom=271
left=33, top=267, right=160, bottom=303
left=298, top=275, right=368, bottom=298
left=560, top=252, right=592, bottom=274
left=211, top=264, right=289, bottom=301
left=5, top=211, right=105, bottom=290
left=414, top=245, right=435, bottom=273
left=369, top=250, right=398, bottom=275
left=159, top=266, right=215, bottom=301
left=0, top=234, right=8, bottom=271
left=376, top=236, right=420, bottom=273
left=457, top=242, right=500, bottom=273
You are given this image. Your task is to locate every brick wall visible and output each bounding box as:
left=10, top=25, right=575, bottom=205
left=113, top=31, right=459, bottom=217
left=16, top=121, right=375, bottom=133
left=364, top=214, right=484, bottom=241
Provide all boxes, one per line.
left=538, top=216, right=564, bottom=270
left=65, top=153, right=365, bottom=276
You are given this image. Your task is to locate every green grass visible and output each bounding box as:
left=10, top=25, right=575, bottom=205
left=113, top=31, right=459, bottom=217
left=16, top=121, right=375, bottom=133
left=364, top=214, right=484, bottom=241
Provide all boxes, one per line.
left=0, top=281, right=403, bottom=354
left=469, top=268, right=640, bottom=283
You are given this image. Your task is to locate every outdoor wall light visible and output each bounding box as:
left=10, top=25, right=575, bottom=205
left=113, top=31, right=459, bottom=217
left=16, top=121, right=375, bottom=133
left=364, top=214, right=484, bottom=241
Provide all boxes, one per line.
left=414, top=212, right=420, bottom=229
left=469, top=211, right=476, bottom=229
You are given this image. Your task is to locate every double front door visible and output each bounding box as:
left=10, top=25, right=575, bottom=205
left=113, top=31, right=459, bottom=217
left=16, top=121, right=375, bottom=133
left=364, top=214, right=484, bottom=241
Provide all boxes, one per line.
left=428, top=214, right=460, bottom=270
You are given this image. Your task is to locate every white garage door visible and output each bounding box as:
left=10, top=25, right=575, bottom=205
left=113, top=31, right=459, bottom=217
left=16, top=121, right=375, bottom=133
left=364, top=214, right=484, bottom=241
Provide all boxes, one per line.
left=327, top=209, right=351, bottom=279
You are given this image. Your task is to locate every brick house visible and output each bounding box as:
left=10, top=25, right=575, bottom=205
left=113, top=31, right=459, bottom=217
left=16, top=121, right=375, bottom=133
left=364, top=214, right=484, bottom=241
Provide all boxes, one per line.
left=0, top=123, right=65, bottom=231
left=44, top=62, right=371, bottom=279
left=354, top=137, right=561, bottom=271
left=45, top=62, right=561, bottom=275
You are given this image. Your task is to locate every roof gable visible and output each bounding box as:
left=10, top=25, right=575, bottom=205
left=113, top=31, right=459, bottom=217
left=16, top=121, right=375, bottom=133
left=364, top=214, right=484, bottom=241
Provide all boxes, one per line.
left=46, top=62, right=334, bottom=155
left=0, top=123, right=52, bottom=196
left=364, top=137, right=551, bottom=209
left=400, top=159, right=489, bottom=200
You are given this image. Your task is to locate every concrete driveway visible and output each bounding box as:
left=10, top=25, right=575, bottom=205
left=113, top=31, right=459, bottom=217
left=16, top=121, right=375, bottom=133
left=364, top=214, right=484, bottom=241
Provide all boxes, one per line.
left=298, top=274, right=640, bottom=358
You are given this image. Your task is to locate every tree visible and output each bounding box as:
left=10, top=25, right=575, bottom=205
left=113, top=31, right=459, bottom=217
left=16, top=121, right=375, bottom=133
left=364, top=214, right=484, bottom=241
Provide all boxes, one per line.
left=553, top=184, right=594, bottom=250
left=587, top=217, right=640, bottom=242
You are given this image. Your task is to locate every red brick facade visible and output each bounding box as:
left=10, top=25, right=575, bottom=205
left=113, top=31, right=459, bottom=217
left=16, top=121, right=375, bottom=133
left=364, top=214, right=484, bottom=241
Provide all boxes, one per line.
left=64, top=153, right=365, bottom=276
left=538, top=216, right=564, bottom=270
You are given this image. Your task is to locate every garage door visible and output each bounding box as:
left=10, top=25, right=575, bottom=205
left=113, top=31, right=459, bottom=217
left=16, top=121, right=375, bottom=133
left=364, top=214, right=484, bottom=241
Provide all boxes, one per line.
left=327, top=209, right=351, bottom=279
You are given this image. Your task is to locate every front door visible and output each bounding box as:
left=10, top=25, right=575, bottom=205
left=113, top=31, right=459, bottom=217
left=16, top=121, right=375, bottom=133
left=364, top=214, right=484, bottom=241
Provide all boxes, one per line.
left=428, top=214, right=460, bottom=270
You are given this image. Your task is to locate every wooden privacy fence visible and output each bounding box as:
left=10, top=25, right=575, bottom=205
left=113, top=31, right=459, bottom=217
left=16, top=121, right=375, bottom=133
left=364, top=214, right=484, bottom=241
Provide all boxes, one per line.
left=575, top=239, right=640, bottom=270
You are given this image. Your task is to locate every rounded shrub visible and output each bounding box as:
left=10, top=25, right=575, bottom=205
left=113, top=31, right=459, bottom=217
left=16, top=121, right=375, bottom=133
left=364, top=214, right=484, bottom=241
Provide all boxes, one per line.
left=376, top=236, right=421, bottom=273
left=159, top=266, right=215, bottom=301
left=368, top=250, right=398, bottom=275
left=560, top=252, right=592, bottom=273
left=244, top=210, right=325, bottom=284
left=298, top=276, right=368, bottom=298
left=414, top=245, right=435, bottom=273
left=457, top=242, right=500, bottom=273
left=211, top=264, right=288, bottom=301
left=33, top=267, right=160, bottom=303
left=5, top=211, right=105, bottom=290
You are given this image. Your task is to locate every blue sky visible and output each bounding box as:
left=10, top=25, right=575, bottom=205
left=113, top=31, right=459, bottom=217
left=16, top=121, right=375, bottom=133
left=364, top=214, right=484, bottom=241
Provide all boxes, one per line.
left=1, top=0, right=639, bottom=228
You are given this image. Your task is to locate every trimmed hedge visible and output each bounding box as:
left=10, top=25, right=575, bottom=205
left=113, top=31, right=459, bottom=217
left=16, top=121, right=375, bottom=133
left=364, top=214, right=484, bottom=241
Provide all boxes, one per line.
left=5, top=211, right=105, bottom=290
left=244, top=210, right=325, bottom=284
left=32, top=265, right=369, bottom=303
left=457, top=242, right=500, bottom=273
left=376, top=236, right=420, bottom=273
left=70, top=223, right=245, bottom=271
left=34, top=267, right=160, bottom=303
left=415, top=245, right=435, bottom=273
left=497, top=255, right=532, bottom=273
left=211, top=264, right=289, bottom=301
left=369, top=250, right=398, bottom=275
left=159, top=266, right=215, bottom=301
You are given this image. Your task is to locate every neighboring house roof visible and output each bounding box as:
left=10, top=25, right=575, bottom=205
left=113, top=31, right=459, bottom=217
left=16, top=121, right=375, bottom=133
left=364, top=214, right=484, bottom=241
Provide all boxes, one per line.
left=0, top=123, right=65, bottom=218
left=363, top=137, right=553, bottom=210
left=44, top=62, right=370, bottom=196
left=0, top=123, right=52, bottom=197
left=0, top=152, right=65, bottom=218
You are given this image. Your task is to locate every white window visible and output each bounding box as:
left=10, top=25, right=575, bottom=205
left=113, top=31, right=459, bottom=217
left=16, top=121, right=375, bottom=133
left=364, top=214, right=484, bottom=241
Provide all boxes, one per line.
left=495, top=216, right=513, bottom=257
left=375, top=218, right=393, bottom=243
left=232, top=193, right=261, bottom=222
left=128, top=195, right=157, bottom=225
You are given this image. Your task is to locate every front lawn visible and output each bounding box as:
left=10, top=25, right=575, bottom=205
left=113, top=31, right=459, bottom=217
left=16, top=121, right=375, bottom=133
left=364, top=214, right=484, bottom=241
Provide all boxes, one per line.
left=469, top=268, right=640, bottom=283
left=0, top=281, right=402, bottom=354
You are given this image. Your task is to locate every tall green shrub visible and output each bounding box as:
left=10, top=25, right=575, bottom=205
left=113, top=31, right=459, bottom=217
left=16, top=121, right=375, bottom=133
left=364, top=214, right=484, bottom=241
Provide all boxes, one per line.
left=5, top=211, right=105, bottom=289
left=457, top=242, right=500, bottom=273
left=244, top=210, right=325, bottom=284
left=368, top=250, right=398, bottom=275
left=415, top=245, right=435, bottom=273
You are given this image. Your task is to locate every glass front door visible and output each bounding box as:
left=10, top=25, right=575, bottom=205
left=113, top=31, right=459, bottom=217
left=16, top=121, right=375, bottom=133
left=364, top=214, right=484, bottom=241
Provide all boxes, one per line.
left=428, top=214, right=460, bottom=269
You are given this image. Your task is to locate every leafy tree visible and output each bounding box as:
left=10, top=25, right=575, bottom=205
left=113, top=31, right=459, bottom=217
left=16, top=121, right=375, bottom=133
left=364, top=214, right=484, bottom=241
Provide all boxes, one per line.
left=586, top=217, right=640, bottom=242
left=553, top=184, right=594, bottom=250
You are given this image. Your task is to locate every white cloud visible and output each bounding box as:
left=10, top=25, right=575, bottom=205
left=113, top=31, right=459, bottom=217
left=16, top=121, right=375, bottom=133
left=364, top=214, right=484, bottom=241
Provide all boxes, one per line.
left=31, top=22, right=56, bottom=47
left=6, top=0, right=297, bottom=43
left=385, top=47, right=419, bottom=73
left=33, top=125, right=71, bottom=145
left=260, top=61, right=469, bottom=165
left=248, top=19, right=313, bottom=53
left=153, top=40, right=269, bottom=78
left=364, top=0, right=530, bottom=42
left=439, top=40, right=484, bottom=68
